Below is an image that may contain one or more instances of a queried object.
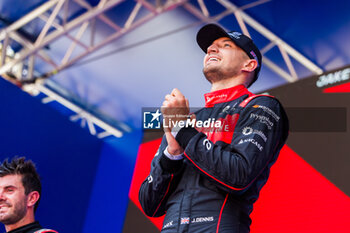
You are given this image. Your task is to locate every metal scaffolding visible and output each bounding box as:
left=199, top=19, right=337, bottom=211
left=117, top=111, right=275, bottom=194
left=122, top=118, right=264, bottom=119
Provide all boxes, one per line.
left=183, top=0, right=323, bottom=82
left=0, top=0, right=189, bottom=79
left=0, top=0, right=324, bottom=138
left=0, top=0, right=188, bottom=138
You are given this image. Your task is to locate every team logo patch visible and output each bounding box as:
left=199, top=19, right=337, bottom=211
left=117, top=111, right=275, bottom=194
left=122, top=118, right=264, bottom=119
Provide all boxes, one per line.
left=252, top=105, right=280, bottom=122
left=238, top=138, right=264, bottom=151
left=229, top=31, right=242, bottom=39
left=250, top=113, right=274, bottom=130
left=242, top=126, right=267, bottom=142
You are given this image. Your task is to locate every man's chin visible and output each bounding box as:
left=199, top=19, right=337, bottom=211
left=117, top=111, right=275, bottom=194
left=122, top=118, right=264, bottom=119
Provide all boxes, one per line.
left=0, top=216, right=21, bottom=225
left=203, top=68, right=221, bottom=83
left=0, top=210, right=26, bottom=225
left=0, top=215, right=13, bottom=225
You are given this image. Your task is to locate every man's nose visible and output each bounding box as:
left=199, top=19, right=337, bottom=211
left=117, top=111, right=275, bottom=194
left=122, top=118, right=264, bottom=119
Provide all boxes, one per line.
left=0, top=191, right=5, bottom=200
left=207, top=43, right=218, bottom=54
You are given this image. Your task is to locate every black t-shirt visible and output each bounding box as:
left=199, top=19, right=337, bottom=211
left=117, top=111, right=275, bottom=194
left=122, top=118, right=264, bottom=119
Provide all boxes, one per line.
left=6, top=221, right=56, bottom=233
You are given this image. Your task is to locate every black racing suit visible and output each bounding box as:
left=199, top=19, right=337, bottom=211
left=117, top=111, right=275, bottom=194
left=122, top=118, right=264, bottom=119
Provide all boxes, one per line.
left=6, top=221, right=58, bottom=233
left=139, top=85, right=289, bottom=233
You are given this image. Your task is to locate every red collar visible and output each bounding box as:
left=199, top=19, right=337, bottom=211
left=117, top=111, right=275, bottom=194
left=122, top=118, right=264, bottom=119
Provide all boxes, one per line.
left=204, top=85, right=252, bottom=108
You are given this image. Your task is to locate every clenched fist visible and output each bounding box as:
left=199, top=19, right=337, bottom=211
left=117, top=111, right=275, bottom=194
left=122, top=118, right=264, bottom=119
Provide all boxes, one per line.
left=161, top=88, right=190, bottom=132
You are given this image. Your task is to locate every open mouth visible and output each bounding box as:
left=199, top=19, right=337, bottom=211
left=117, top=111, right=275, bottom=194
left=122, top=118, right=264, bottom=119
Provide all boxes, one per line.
left=206, top=56, right=221, bottom=64
left=0, top=204, right=10, bottom=209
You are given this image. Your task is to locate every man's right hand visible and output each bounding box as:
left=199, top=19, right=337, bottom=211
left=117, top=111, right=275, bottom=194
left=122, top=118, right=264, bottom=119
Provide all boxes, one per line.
left=161, top=88, right=189, bottom=133
left=161, top=88, right=190, bottom=156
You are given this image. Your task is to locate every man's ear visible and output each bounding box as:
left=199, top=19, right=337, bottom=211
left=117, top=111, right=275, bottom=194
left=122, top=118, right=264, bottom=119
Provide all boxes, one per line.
left=27, top=191, right=40, bottom=208
left=242, top=59, right=258, bottom=73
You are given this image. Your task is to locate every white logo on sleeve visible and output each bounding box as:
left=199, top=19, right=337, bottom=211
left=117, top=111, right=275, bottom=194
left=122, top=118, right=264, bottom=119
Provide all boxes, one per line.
left=242, top=127, right=253, bottom=135
left=252, top=105, right=280, bottom=121
left=238, top=138, right=263, bottom=151
left=147, top=175, right=153, bottom=183
left=203, top=139, right=212, bottom=150
left=242, top=127, right=267, bottom=142
left=250, top=113, right=274, bottom=129
left=162, top=221, right=173, bottom=229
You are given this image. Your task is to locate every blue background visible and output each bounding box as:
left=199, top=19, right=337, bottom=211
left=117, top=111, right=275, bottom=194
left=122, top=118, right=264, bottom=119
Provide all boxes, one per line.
left=0, top=78, right=142, bottom=232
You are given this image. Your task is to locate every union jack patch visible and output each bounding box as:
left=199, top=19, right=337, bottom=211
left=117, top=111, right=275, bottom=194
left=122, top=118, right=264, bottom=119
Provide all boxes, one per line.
left=181, top=217, right=190, bottom=224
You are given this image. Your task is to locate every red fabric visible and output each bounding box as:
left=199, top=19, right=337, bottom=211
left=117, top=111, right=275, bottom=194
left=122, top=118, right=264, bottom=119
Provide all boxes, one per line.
left=129, top=138, right=164, bottom=230
left=201, top=113, right=239, bottom=144
left=204, top=85, right=252, bottom=107
left=129, top=141, right=350, bottom=232
left=250, top=145, right=350, bottom=233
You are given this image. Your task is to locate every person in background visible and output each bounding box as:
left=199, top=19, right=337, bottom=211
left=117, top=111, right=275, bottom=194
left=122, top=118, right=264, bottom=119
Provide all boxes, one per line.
left=0, top=157, right=57, bottom=233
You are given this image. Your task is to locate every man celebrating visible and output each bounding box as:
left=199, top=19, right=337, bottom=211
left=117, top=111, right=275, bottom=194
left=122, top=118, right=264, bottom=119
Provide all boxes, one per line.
left=0, top=157, right=57, bottom=233
left=139, top=24, right=289, bottom=232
